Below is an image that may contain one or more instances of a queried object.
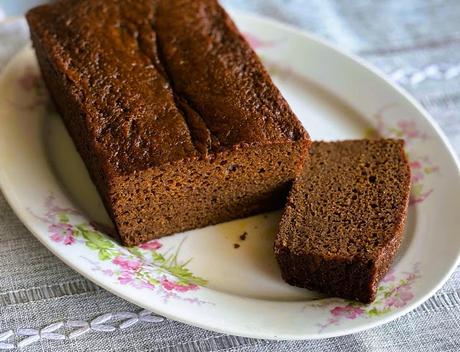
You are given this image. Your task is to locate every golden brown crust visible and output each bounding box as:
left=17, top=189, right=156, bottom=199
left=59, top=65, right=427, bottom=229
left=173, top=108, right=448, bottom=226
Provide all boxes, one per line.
left=26, top=0, right=308, bottom=176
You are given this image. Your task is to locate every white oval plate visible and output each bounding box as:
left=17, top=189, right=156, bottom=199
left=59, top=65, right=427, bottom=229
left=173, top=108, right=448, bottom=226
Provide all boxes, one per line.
left=0, top=12, right=459, bottom=340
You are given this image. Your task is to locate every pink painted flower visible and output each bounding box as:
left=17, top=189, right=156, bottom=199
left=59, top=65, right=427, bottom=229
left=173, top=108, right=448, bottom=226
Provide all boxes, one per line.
left=381, top=271, right=396, bottom=283
left=102, top=269, right=114, bottom=276
left=386, top=286, right=414, bottom=308
left=410, top=190, right=433, bottom=205
left=409, top=161, right=422, bottom=170
left=63, top=235, right=76, bottom=245
left=397, top=120, right=419, bottom=139
left=117, top=272, right=156, bottom=289
left=411, top=171, right=424, bottom=184
left=330, top=305, right=364, bottom=319
left=18, top=70, right=40, bottom=91
left=49, top=223, right=72, bottom=236
left=139, top=240, right=162, bottom=250
left=160, top=277, right=198, bottom=292
left=49, top=223, right=75, bottom=245
left=118, top=273, right=134, bottom=285
left=136, top=280, right=155, bottom=290
left=112, top=256, right=142, bottom=271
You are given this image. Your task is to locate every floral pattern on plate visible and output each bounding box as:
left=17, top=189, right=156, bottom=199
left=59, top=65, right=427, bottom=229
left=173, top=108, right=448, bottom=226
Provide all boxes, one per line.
left=13, top=65, right=49, bottom=110
left=364, top=105, right=439, bottom=205
left=311, top=263, right=421, bottom=332
left=33, top=195, right=208, bottom=302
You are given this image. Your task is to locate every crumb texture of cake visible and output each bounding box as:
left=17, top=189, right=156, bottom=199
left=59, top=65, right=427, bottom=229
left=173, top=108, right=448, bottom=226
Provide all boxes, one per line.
left=26, top=0, right=310, bottom=246
left=274, top=140, right=411, bottom=303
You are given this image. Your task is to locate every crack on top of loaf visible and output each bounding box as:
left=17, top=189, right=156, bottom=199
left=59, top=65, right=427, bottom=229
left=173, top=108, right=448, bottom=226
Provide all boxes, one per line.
left=146, top=12, right=216, bottom=156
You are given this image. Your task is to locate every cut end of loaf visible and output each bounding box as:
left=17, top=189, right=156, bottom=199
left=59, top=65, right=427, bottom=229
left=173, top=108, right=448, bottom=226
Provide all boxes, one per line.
left=113, top=140, right=309, bottom=246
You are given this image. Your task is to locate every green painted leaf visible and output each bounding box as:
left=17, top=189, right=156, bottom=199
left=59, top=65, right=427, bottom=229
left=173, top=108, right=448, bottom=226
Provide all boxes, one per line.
left=98, top=249, right=112, bottom=261
left=82, top=230, right=114, bottom=249
left=58, top=213, right=69, bottom=223
left=363, top=127, right=379, bottom=139
left=168, top=265, right=207, bottom=286
left=152, top=252, right=166, bottom=263
left=168, top=265, right=190, bottom=277
left=367, top=307, right=382, bottom=317
left=384, top=289, right=394, bottom=298
left=129, top=247, right=143, bottom=259
left=143, top=273, right=160, bottom=286
left=411, top=184, right=423, bottom=196
left=186, top=276, right=208, bottom=286
left=86, top=242, right=98, bottom=250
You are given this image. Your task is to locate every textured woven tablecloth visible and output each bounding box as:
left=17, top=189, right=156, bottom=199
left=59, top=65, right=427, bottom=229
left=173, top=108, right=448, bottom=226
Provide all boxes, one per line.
left=0, top=1, right=459, bottom=351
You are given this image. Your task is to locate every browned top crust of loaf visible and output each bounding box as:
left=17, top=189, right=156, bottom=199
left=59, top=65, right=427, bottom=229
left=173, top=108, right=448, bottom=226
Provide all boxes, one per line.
left=276, top=139, right=411, bottom=261
left=26, top=0, right=309, bottom=178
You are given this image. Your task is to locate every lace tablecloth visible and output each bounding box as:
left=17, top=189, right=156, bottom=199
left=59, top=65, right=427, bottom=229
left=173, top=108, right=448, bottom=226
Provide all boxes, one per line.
left=0, top=1, right=459, bottom=351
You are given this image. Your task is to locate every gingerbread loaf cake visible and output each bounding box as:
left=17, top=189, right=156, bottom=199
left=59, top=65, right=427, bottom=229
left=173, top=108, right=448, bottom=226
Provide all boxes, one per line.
left=26, top=0, right=310, bottom=246
left=275, top=140, right=411, bottom=303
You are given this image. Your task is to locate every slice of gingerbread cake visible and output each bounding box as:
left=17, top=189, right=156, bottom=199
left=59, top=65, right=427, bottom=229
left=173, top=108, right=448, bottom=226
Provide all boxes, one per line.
left=275, top=140, right=411, bottom=303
